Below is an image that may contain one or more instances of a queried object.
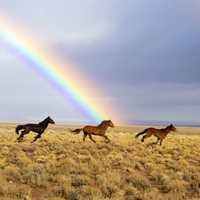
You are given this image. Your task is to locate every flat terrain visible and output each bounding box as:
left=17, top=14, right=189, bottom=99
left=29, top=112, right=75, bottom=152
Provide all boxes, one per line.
left=0, top=124, right=200, bottom=200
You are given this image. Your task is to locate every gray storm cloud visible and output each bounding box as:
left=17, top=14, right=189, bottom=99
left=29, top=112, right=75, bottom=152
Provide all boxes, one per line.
left=0, top=0, right=199, bottom=123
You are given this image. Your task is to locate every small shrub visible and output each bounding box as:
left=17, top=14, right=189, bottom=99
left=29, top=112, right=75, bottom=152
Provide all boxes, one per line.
left=65, top=191, right=79, bottom=200
left=125, top=173, right=151, bottom=191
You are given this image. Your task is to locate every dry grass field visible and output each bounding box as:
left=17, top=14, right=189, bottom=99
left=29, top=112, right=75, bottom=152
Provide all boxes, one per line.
left=0, top=124, right=200, bottom=200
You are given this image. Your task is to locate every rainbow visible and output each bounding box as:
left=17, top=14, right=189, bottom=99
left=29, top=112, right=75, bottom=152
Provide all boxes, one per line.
left=0, top=18, right=110, bottom=123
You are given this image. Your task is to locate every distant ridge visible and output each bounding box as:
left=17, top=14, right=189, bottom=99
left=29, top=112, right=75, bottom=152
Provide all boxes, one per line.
left=127, top=120, right=200, bottom=127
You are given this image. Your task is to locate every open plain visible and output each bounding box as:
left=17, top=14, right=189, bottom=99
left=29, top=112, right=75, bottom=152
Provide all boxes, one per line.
left=0, top=124, right=199, bottom=200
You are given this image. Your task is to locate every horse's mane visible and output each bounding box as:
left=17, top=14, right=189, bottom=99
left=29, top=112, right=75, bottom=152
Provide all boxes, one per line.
left=39, top=117, right=49, bottom=125
left=98, top=120, right=109, bottom=127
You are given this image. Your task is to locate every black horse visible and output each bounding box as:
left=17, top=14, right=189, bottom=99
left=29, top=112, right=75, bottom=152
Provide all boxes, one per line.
left=16, top=116, right=55, bottom=142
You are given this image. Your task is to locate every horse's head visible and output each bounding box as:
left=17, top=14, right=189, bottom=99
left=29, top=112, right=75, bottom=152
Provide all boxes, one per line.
left=105, top=120, right=114, bottom=128
left=168, top=124, right=176, bottom=132
left=46, top=116, right=55, bottom=124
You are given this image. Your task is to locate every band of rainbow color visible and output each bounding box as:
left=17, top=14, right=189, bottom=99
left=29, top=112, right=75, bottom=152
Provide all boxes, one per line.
left=0, top=20, right=108, bottom=123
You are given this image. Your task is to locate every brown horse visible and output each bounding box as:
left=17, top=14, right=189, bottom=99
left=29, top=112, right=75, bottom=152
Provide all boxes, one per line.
left=135, top=124, right=176, bottom=145
left=71, top=120, right=114, bottom=143
left=16, top=116, right=55, bottom=142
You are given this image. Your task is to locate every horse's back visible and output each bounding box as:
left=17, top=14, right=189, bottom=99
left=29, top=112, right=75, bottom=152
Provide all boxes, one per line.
left=83, top=125, right=104, bottom=135
left=145, top=128, right=162, bottom=136
left=151, top=128, right=166, bottom=138
left=17, top=123, right=41, bottom=133
left=23, top=123, right=37, bottom=129
left=146, top=128, right=158, bottom=133
left=83, top=125, right=97, bottom=132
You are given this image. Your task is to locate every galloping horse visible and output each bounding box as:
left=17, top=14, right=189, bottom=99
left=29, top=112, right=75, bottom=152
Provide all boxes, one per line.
left=16, top=116, right=55, bottom=142
left=135, top=124, right=176, bottom=146
left=71, top=120, right=114, bottom=143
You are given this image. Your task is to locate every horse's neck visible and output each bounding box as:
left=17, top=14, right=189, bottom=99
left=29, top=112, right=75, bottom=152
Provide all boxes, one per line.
left=39, top=119, right=49, bottom=128
left=164, top=127, right=171, bottom=134
left=98, top=123, right=108, bottom=131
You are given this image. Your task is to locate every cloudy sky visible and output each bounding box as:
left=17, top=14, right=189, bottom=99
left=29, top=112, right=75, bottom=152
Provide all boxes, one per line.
left=0, top=0, right=200, bottom=124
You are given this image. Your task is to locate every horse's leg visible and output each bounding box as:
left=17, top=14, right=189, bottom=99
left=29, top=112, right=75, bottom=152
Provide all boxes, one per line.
left=154, top=137, right=160, bottom=145
left=102, top=135, right=110, bottom=143
left=88, top=134, right=96, bottom=143
left=17, top=130, right=29, bottom=142
left=141, top=133, right=151, bottom=142
left=17, top=133, right=23, bottom=142
left=83, top=132, right=87, bottom=142
left=32, top=132, right=43, bottom=143
left=159, top=139, right=164, bottom=146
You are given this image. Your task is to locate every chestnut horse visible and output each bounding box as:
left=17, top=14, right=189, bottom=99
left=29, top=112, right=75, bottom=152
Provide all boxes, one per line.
left=135, top=124, right=176, bottom=145
left=71, top=120, right=114, bottom=143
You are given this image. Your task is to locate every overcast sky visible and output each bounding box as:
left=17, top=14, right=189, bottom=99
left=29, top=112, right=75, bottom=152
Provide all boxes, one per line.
left=0, top=0, right=200, bottom=124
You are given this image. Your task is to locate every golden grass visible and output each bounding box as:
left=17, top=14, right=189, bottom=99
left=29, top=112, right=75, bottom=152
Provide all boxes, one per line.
left=0, top=124, right=199, bottom=200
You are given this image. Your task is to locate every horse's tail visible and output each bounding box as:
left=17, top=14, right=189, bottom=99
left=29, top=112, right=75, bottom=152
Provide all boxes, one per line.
left=70, top=128, right=83, bottom=134
left=135, top=129, right=148, bottom=138
left=15, top=125, right=24, bottom=135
